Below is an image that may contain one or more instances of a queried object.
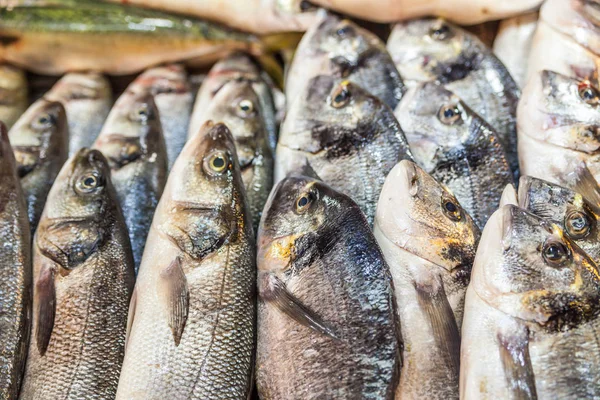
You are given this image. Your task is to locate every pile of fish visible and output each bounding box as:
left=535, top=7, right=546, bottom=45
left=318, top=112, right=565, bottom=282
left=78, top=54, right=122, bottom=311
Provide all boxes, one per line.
left=1, top=0, right=600, bottom=399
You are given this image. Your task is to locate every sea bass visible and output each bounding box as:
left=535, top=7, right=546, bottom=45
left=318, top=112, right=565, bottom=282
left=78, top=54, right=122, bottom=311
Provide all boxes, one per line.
left=45, top=72, right=113, bottom=156
left=8, top=98, right=68, bottom=232
left=0, top=64, right=27, bottom=129
left=387, top=18, right=520, bottom=174
left=256, top=175, right=400, bottom=399
left=0, top=123, right=31, bottom=400
left=460, top=205, right=600, bottom=399
left=19, top=148, right=135, bottom=400
left=116, top=122, right=255, bottom=399
left=93, top=92, right=167, bottom=273
left=277, top=76, right=413, bottom=225
left=396, top=82, right=512, bottom=228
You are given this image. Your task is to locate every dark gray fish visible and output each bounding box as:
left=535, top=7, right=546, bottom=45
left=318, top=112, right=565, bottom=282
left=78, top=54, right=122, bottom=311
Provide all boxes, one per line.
left=19, top=148, right=135, bottom=400
left=8, top=98, right=69, bottom=232
left=277, top=75, right=413, bottom=225
left=0, top=123, right=31, bottom=400
left=256, top=175, right=400, bottom=400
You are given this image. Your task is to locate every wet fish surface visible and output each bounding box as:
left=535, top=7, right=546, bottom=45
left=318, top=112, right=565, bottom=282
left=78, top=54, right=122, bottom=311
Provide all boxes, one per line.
left=374, top=160, right=480, bottom=400
left=93, top=92, right=168, bottom=273
left=116, top=122, right=256, bottom=400
left=19, top=148, right=135, bottom=400
left=277, top=75, right=413, bottom=225
left=8, top=98, right=69, bottom=232
left=0, top=64, right=27, bottom=130
left=0, top=123, right=31, bottom=400
left=396, top=82, right=513, bottom=228
left=256, top=175, right=400, bottom=400
left=460, top=205, right=600, bottom=399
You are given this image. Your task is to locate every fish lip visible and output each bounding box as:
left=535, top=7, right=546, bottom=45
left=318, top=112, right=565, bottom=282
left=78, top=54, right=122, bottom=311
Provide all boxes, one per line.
left=44, top=215, right=94, bottom=229
left=170, top=200, right=215, bottom=213
left=501, top=205, right=515, bottom=251
left=517, top=176, right=533, bottom=209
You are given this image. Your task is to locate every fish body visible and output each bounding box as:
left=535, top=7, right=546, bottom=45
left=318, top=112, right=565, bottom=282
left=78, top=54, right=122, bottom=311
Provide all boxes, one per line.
left=45, top=72, right=113, bottom=156
left=256, top=175, right=400, bottom=400
left=286, top=13, right=405, bottom=110
left=0, top=64, right=27, bottom=129
left=460, top=205, right=600, bottom=399
left=396, top=82, right=512, bottom=228
left=19, top=148, right=135, bottom=400
left=374, top=160, right=480, bottom=400
left=8, top=98, right=69, bottom=232
left=93, top=92, right=167, bottom=273
left=116, top=122, right=256, bottom=400
left=0, top=123, right=31, bottom=400
left=388, top=18, right=520, bottom=175
left=277, top=75, right=413, bottom=225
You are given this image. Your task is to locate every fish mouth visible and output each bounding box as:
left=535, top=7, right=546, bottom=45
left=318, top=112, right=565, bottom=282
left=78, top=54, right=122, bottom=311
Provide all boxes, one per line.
left=517, top=176, right=533, bottom=209
left=170, top=201, right=216, bottom=214
left=501, top=205, right=515, bottom=251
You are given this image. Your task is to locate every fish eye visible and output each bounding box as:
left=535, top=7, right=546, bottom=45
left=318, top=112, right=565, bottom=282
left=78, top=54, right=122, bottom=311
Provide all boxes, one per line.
left=203, top=150, right=229, bottom=176
left=75, top=172, right=104, bottom=194
left=237, top=99, right=255, bottom=117
left=33, top=112, right=56, bottom=129
left=441, top=197, right=461, bottom=221
left=330, top=83, right=352, bottom=108
left=336, top=24, right=354, bottom=38
left=578, top=83, right=600, bottom=105
left=295, top=192, right=314, bottom=214
left=565, top=210, right=591, bottom=239
left=299, top=0, right=314, bottom=11
left=130, top=103, right=151, bottom=123
left=438, top=104, right=462, bottom=125
left=542, top=240, right=570, bottom=266
left=429, top=23, right=452, bottom=41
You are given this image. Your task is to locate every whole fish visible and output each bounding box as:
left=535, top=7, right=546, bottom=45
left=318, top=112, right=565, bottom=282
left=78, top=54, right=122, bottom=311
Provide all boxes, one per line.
left=189, top=52, right=278, bottom=152
left=196, top=80, right=273, bottom=231
left=0, top=123, right=31, bottom=400
left=0, top=64, right=27, bottom=129
left=396, top=82, right=513, bottom=228
left=45, top=72, right=113, bottom=156
left=93, top=92, right=167, bottom=273
left=286, top=12, right=405, bottom=110
left=374, top=160, right=480, bottom=400
left=127, top=64, right=193, bottom=170
left=116, top=122, right=256, bottom=399
left=19, top=148, right=135, bottom=400
left=277, top=75, right=413, bottom=225
left=460, top=205, right=600, bottom=399
left=8, top=98, right=68, bottom=232
left=518, top=70, right=600, bottom=186
left=256, top=175, right=400, bottom=400
left=387, top=18, right=520, bottom=175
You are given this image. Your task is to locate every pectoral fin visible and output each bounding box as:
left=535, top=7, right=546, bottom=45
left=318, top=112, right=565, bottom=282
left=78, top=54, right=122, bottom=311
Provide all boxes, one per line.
left=498, top=331, right=537, bottom=400
left=36, top=265, right=56, bottom=357
left=158, top=257, right=189, bottom=346
left=259, top=273, right=338, bottom=340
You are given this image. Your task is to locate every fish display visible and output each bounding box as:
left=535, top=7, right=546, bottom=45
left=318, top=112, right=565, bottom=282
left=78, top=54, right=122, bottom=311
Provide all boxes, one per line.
left=93, top=92, right=168, bottom=273
left=127, top=64, right=193, bottom=170
left=8, top=98, right=68, bottom=232
left=387, top=18, right=520, bottom=174
left=277, top=76, right=413, bottom=225
left=395, top=81, right=513, bottom=228
left=256, top=175, right=400, bottom=399
left=0, top=64, right=27, bottom=129
left=0, top=123, right=31, bottom=400
left=460, top=205, right=600, bottom=399
left=116, top=122, right=255, bottom=399
left=45, top=72, right=113, bottom=156
left=374, top=160, right=480, bottom=400
left=19, top=148, right=135, bottom=400
left=286, top=13, right=405, bottom=110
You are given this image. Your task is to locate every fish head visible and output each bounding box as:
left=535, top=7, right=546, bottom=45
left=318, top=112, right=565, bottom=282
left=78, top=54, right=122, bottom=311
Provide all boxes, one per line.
left=128, top=64, right=190, bottom=97
left=9, top=99, right=68, bottom=178
left=376, top=160, right=480, bottom=274
left=46, top=72, right=111, bottom=103
left=474, top=205, right=600, bottom=330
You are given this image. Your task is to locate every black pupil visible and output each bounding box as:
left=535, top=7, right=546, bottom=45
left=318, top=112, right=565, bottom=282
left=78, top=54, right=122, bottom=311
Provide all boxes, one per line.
left=213, top=156, right=225, bottom=169
left=336, top=26, right=353, bottom=37
left=38, top=115, right=51, bottom=124
left=240, top=102, right=251, bottom=112
left=300, top=0, right=312, bottom=11
left=444, top=107, right=457, bottom=119
left=433, top=25, right=449, bottom=38
left=334, top=89, right=349, bottom=104
left=583, top=88, right=596, bottom=100
left=298, top=196, right=309, bottom=208
left=546, top=244, right=564, bottom=260
left=572, top=215, right=587, bottom=230
left=445, top=201, right=457, bottom=213
left=84, top=176, right=96, bottom=187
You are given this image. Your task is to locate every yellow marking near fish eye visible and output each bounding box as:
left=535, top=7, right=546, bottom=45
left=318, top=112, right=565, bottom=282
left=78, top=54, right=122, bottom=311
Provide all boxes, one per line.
left=265, top=235, right=300, bottom=262
left=574, top=194, right=584, bottom=209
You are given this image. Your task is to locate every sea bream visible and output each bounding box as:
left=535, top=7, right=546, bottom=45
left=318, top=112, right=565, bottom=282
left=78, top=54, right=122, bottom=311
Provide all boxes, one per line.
left=0, top=64, right=27, bottom=129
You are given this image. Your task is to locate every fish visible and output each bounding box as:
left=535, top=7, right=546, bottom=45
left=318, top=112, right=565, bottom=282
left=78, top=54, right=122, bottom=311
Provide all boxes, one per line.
left=387, top=18, right=520, bottom=175
left=499, top=183, right=518, bottom=207
left=45, top=72, right=113, bottom=156
left=306, top=0, right=543, bottom=24
left=0, top=64, right=27, bottom=129
left=92, top=92, right=168, bottom=273
left=395, top=81, right=513, bottom=229
left=517, top=70, right=600, bottom=186
left=8, top=98, right=69, bottom=232
left=0, top=0, right=295, bottom=75
left=127, top=64, right=193, bottom=170
left=0, top=123, right=31, bottom=400
left=256, top=175, right=400, bottom=399
left=276, top=75, right=413, bottom=226
left=19, top=148, right=135, bottom=400
left=189, top=52, right=279, bottom=153
left=374, top=160, right=480, bottom=400
left=460, top=205, right=600, bottom=399
left=493, top=12, right=538, bottom=88
left=286, top=12, right=405, bottom=110
left=116, top=122, right=256, bottom=399
left=194, top=79, right=273, bottom=232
